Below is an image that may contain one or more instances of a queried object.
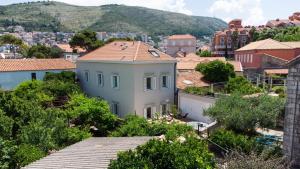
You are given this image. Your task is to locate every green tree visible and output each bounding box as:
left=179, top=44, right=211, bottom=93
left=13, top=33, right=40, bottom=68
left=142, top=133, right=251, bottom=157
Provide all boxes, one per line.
left=225, top=76, right=263, bottom=95
left=196, top=60, right=235, bottom=83
left=14, top=144, right=45, bottom=167
left=27, top=44, right=62, bottom=58
left=0, top=109, right=13, bottom=139
left=69, top=30, right=103, bottom=52
left=205, top=94, right=285, bottom=133
left=109, top=136, right=215, bottom=169
left=0, top=138, right=17, bottom=169
left=197, top=50, right=212, bottom=57
left=0, top=34, right=23, bottom=46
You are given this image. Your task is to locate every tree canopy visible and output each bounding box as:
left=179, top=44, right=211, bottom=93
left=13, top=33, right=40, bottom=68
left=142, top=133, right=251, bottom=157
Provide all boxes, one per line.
left=225, top=76, right=263, bottom=95
left=26, top=44, right=63, bottom=58
left=196, top=50, right=212, bottom=57
left=69, top=30, right=103, bottom=52
left=205, top=94, right=285, bottom=133
left=196, top=60, right=235, bottom=83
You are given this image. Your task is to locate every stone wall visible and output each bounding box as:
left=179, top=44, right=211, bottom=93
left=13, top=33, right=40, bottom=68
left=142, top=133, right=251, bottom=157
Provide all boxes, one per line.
left=284, top=63, right=300, bottom=168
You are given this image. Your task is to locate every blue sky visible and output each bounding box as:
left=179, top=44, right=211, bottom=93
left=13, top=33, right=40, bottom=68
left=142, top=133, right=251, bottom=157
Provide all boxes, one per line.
left=1, top=0, right=300, bottom=26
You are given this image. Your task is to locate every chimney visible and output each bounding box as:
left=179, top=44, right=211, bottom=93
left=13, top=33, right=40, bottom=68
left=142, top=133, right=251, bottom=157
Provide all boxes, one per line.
left=183, top=52, right=187, bottom=57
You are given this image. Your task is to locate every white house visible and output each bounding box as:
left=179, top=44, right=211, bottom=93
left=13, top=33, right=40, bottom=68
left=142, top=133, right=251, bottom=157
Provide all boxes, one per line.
left=77, top=41, right=177, bottom=118
left=54, top=44, right=86, bottom=62
left=0, top=59, right=75, bottom=90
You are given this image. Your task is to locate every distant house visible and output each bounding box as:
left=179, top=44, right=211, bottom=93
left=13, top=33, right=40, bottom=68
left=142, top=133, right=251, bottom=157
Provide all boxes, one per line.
left=0, top=59, right=75, bottom=90
left=54, top=44, right=86, bottom=62
left=266, top=12, right=300, bottom=28
left=235, top=38, right=300, bottom=75
left=76, top=41, right=177, bottom=118
left=176, top=53, right=243, bottom=89
left=165, top=34, right=196, bottom=57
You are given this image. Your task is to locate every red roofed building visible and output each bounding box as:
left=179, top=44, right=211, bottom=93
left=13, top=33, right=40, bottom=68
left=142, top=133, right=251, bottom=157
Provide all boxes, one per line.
left=164, top=34, right=197, bottom=57
left=234, top=38, right=300, bottom=75
left=0, top=59, right=75, bottom=90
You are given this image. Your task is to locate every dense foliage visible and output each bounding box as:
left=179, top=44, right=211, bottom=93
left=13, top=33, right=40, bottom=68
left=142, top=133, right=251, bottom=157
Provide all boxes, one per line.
left=184, top=86, right=211, bottom=96
left=110, top=115, right=193, bottom=140
left=69, top=30, right=103, bottom=52
left=210, top=129, right=263, bottom=154
left=196, top=60, right=235, bottom=83
left=109, top=136, right=215, bottom=169
left=205, top=94, right=285, bottom=133
left=0, top=71, right=119, bottom=168
left=254, top=26, right=300, bottom=42
left=225, top=76, right=263, bottom=95
left=0, top=1, right=226, bottom=36
left=26, top=44, right=63, bottom=58
left=222, top=152, right=286, bottom=169
left=0, top=34, right=29, bottom=56
left=197, top=50, right=212, bottom=57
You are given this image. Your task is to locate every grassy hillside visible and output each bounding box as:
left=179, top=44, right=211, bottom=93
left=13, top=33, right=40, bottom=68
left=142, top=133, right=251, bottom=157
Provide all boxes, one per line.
left=0, top=1, right=226, bottom=37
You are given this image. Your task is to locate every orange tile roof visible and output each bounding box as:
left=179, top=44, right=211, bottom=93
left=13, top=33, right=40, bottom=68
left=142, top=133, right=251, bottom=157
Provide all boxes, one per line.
left=168, top=34, right=196, bottom=40
left=176, top=53, right=226, bottom=70
left=0, top=59, right=75, bottom=72
left=56, top=44, right=86, bottom=53
left=227, top=61, right=243, bottom=72
left=264, top=69, right=288, bottom=75
left=78, top=41, right=176, bottom=62
left=236, top=39, right=294, bottom=51
left=177, top=71, right=209, bottom=90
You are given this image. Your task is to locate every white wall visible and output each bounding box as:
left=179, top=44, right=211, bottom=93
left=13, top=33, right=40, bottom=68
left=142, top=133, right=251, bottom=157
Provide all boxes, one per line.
left=76, top=61, right=176, bottom=118
left=178, top=92, right=215, bottom=123
left=0, top=69, right=74, bottom=90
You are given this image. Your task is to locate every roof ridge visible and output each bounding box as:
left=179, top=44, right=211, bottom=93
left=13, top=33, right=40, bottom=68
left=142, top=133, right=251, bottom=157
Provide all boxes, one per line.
left=133, top=41, right=141, bottom=61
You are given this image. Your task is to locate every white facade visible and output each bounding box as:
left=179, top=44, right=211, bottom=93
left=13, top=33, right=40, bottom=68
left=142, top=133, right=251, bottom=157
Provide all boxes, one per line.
left=0, top=69, right=74, bottom=90
left=178, top=92, right=215, bottom=123
left=77, top=61, right=176, bottom=118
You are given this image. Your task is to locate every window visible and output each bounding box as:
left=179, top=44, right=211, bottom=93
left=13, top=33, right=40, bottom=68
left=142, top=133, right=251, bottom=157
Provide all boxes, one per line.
left=31, top=73, right=36, bottom=80
left=111, top=74, right=120, bottom=89
left=161, top=75, right=169, bottom=88
left=112, top=102, right=119, bottom=115
left=144, top=106, right=156, bottom=119
left=250, top=54, right=253, bottom=63
left=220, top=37, right=225, bottom=46
left=84, top=71, right=89, bottom=82
left=172, top=41, right=176, bottom=46
left=161, top=104, right=168, bottom=115
left=97, top=73, right=103, bottom=86
left=144, top=76, right=157, bottom=91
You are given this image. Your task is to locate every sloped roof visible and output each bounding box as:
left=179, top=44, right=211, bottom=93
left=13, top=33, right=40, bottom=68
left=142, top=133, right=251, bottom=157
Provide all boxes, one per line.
left=236, top=39, right=294, bottom=51
left=168, top=34, right=196, bottom=40
left=176, top=53, right=243, bottom=72
left=78, top=41, right=176, bottom=63
left=0, top=59, right=75, bottom=72
left=281, top=42, right=300, bottom=48
left=177, top=71, right=209, bottom=90
left=264, top=69, right=288, bottom=75
left=23, top=137, right=152, bottom=169
left=55, top=44, right=86, bottom=53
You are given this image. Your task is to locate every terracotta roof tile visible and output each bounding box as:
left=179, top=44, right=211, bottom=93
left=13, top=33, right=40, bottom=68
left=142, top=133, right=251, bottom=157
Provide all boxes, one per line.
left=0, top=59, right=75, bottom=72
left=264, top=69, right=288, bottom=75
left=177, top=71, right=209, bottom=90
left=168, top=34, right=196, bottom=40
left=56, top=44, right=86, bottom=53
left=227, top=61, right=243, bottom=72
left=236, top=39, right=294, bottom=51
left=78, top=41, right=176, bottom=63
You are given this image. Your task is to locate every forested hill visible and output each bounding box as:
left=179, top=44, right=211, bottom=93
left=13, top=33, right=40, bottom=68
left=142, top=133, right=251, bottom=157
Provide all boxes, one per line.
left=0, top=1, right=227, bottom=37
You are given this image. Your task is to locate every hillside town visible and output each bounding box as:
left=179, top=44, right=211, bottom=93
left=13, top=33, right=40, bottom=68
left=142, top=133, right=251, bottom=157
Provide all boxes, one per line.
left=0, top=1, right=300, bottom=169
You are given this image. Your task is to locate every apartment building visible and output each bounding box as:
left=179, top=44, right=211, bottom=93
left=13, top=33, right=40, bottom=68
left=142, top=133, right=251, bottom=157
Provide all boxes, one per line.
left=212, top=19, right=251, bottom=58
left=164, top=34, right=197, bottom=57
left=76, top=41, right=177, bottom=118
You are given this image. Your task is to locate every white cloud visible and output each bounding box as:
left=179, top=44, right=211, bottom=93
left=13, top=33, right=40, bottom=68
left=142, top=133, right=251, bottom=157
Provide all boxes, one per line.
left=209, top=0, right=265, bottom=26
left=50, top=0, right=192, bottom=15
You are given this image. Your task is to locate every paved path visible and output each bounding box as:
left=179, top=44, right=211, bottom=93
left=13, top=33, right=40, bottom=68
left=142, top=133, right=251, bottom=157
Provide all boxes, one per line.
left=23, top=137, right=152, bottom=169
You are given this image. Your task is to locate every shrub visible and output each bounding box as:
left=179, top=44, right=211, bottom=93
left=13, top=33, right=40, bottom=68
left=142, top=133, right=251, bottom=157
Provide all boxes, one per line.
left=197, top=50, right=212, bottom=57
left=43, top=71, right=76, bottom=82
left=196, top=60, right=235, bottom=83
left=14, top=144, right=45, bottom=167
left=110, top=115, right=194, bottom=140
left=0, top=109, right=13, bottom=139
left=225, top=76, right=263, bottom=95
left=109, top=136, right=215, bottom=169
left=184, top=86, right=210, bottom=96
left=210, top=129, right=262, bottom=154
left=223, top=152, right=287, bottom=169
left=272, top=86, right=286, bottom=98
left=205, top=94, right=285, bottom=133
left=0, top=138, right=17, bottom=169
